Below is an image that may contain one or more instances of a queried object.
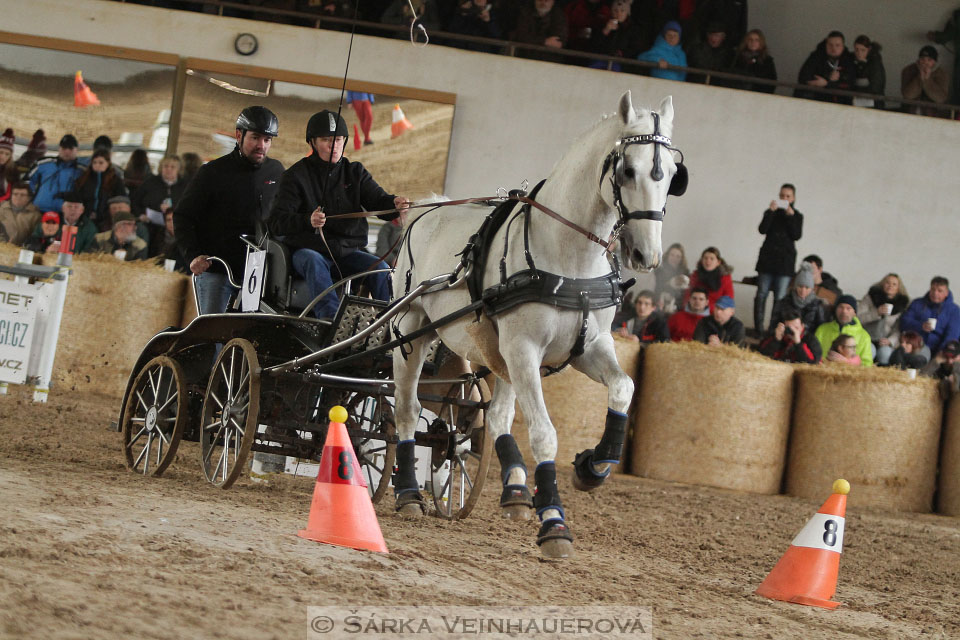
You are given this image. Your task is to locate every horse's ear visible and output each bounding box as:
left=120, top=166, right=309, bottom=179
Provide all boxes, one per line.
left=619, top=91, right=637, bottom=125
left=658, top=96, right=674, bottom=123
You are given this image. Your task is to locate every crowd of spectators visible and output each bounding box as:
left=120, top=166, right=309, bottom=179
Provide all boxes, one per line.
left=0, top=128, right=190, bottom=271
left=121, top=0, right=959, bottom=117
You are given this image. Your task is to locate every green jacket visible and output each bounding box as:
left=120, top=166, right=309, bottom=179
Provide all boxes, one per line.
left=815, top=317, right=873, bottom=366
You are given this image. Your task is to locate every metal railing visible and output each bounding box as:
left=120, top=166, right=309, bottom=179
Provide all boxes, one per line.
left=114, top=0, right=960, bottom=119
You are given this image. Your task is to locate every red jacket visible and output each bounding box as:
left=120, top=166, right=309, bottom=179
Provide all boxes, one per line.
left=759, top=330, right=822, bottom=364
left=683, top=271, right=734, bottom=311
left=668, top=309, right=708, bottom=342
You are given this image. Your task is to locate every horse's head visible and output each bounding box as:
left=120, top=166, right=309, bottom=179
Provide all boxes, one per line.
left=601, top=91, right=687, bottom=272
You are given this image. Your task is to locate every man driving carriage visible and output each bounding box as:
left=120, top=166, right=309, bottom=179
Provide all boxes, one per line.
left=267, top=110, right=410, bottom=319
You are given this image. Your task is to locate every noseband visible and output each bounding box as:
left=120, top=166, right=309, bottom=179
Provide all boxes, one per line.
left=600, top=111, right=685, bottom=226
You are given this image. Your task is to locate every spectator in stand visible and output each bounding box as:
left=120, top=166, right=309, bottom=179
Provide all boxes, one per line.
left=180, top=152, right=202, bottom=185
left=588, top=0, right=647, bottom=67
left=928, top=9, right=960, bottom=104
left=564, top=0, right=610, bottom=52
left=158, top=209, right=188, bottom=273
left=24, top=211, right=62, bottom=254
left=693, top=295, right=744, bottom=346
left=767, top=262, right=826, bottom=334
left=108, top=195, right=151, bottom=249
left=685, top=21, right=733, bottom=84
left=74, top=149, right=128, bottom=232
left=826, top=334, right=861, bottom=366
left=814, top=294, right=873, bottom=366
left=683, top=246, right=733, bottom=311
left=900, top=276, right=960, bottom=356
left=510, top=0, right=568, bottom=62
left=16, top=129, right=47, bottom=171
left=134, top=154, right=186, bottom=250
left=346, top=91, right=377, bottom=146
left=375, top=210, right=406, bottom=266
left=27, top=134, right=84, bottom=214
left=858, top=273, right=909, bottom=366
left=80, top=135, right=125, bottom=180
left=728, top=28, right=776, bottom=93
left=614, top=289, right=670, bottom=343
left=59, top=192, right=98, bottom=254
left=851, top=35, right=885, bottom=109
left=795, top=31, right=856, bottom=104
left=901, top=46, right=950, bottom=118
left=0, top=183, right=41, bottom=246
left=381, top=0, right=440, bottom=34
left=123, top=149, right=153, bottom=193
left=691, top=0, right=747, bottom=48
left=637, top=21, right=687, bottom=82
left=654, top=242, right=689, bottom=311
left=447, top=0, right=502, bottom=53
left=802, top=253, right=842, bottom=310
left=93, top=208, right=149, bottom=261
left=921, top=339, right=960, bottom=399
left=0, top=128, right=17, bottom=201
left=888, top=330, right=930, bottom=371
left=759, top=308, right=821, bottom=364
left=668, top=286, right=710, bottom=342
left=753, top=182, right=802, bottom=332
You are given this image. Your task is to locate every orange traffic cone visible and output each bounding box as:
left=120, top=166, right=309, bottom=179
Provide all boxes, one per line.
left=353, top=124, right=362, bottom=151
left=755, top=479, right=849, bottom=609
left=390, top=104, right=414, bottom=139
left=74, top=71, right=100, bottom=108
left=298, top=406, right=389, bottom=553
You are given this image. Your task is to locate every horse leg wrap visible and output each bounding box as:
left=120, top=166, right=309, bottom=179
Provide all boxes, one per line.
left=533, top=462, right=573, bottom=545
left=393, top=440, right=425, bottom=511
left=495, top=434, right=532, bottom=507
left=572, top=409, right=626, bottom=490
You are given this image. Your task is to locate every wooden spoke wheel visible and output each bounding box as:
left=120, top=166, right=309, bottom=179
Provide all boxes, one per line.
left=199, top=339, right=261, bottom=489
left=429, top=377, right=492, bottom=520
left=121, top=355, right=187, bottom=476
left=342, top=392, right=397, bottom=504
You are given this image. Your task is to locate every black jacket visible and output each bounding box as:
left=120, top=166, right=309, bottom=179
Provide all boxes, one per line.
left=174, top=148, right=283, bottom=277
left=769, top=293, right=826, bottom=334
left=755, top=208, right=803, bottom=276
left=728, top=51, right=777, bottom=93
left=795, top=40, right=857, bottom=103
left=267, top=154, right=396, bottom=260
left=693, top=314, right=745, bottom=346
left=759, top=330, right=822, bottom=364
left=133, top=174, right=187, bottom=218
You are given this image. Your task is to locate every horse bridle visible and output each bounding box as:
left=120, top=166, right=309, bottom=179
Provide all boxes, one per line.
left=600, top=111, right=685, bottom=228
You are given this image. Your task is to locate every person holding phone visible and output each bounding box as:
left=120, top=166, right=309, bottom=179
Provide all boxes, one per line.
left=753, top=183, right=802, bottom=332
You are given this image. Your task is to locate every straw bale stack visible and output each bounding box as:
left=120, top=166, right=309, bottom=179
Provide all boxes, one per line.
left=509, top=337, right=641, bottom=473
left=631, top=342, right=794, bottom=494
left=0, top=241, right=23, bottom=265
left=54, top=254, right=188, bottom=398
left=182, top=278, right=198, bottom=328
left=787, top=365, right=942, bottom=512
left=938, top=394, right=960, bottom=516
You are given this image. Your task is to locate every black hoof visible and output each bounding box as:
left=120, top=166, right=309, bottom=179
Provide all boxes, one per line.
left=395, top=490, right=427, bottom=516
left=572, top=449, right=611, bottom=492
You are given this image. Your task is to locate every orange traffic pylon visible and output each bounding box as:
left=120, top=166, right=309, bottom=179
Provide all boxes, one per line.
left=298, top=406, right=388, bottom=553
left=353, top=124, right=362, bottom=151
left=74, top=71, right=100, bottom=108
left=755, top=479, right=849, bottom=609
left=390, top=103, right=414, bottom=139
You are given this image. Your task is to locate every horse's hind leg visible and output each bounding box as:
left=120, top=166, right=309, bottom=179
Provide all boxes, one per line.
left=486, top=380, right=533, bottom=520
left=501, top=342, right=573, bottom=558
left=569, top=333, right=634, bottom=492
left=392, top=316, right=434, bottom=516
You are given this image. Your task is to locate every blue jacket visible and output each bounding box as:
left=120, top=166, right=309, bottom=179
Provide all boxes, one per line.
left=637, top=35, right=687, bottom=82
left=900, top=291, right=960, bottom=354
left=27, top=157, right=84, bottom=213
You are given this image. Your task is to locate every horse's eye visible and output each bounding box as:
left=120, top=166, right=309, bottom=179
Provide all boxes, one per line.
left=623, top=167, right=636, bottom=181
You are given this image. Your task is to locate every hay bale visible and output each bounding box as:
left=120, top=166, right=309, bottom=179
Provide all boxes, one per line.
left=630, top=342, right=794, bottom=494
left=510, top=337, right=641, bottom=473
left=53, top=254, right=188, bottom=398
left=938, top=395, right=960, bottom=516
left=787, top=365, right=942, bottom=512
left=181, top=278, right=198, bottom=328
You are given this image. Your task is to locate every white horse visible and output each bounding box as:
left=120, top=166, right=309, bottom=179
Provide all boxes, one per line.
left=390, top=91, right=686, bottom=558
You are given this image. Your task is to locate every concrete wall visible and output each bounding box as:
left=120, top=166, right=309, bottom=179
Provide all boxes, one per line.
left=4, top=0, right=960, bottom=302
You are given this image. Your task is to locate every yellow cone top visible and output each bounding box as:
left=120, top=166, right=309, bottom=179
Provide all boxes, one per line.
left=832, top=478, right=850, bottom=495
left=329, top=405, right=349, bottom=424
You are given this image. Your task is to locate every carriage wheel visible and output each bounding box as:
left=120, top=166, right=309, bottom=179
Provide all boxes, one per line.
left=429, top=377, right=492, bottom=520
left=343, top=393, right=397, bottom=504
left=199, top=338, right=261, bottom=489
left=121, top=355, right=187, bottom=476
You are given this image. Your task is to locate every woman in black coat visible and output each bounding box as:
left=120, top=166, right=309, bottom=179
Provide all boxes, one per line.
left=729, top=29, right=777, bottom=93
left=753, top=184, right=802, bottom=331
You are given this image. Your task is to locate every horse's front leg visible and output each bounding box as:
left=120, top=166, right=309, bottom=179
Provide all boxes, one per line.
left=569, top=331, right=634, bottom=492
left=501, top=340, right=573, bottom=558
left=391, top=315, right=433, bottom=516
left=485, top=379, right=535, bottom=520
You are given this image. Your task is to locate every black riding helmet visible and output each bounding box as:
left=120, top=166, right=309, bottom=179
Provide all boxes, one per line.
left=305, top=110, right=349, bottom=145
left=236, top=106, right=279, bottom=138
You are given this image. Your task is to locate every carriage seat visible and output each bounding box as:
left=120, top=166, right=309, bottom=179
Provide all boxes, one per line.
left=261, top=237, right=314, bottom=314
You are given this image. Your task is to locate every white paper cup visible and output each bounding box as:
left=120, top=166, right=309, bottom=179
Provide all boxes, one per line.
left=163, top=259, right=176, bottom=272
left=928, top=318, right=938, bottom=330
left=907, top=368, right=918, bottom=380
left=880, top=303, right=893, bottom=315
left=113, top=249, right=127, bottom=261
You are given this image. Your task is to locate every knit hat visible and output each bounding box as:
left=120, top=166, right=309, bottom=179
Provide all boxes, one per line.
left=42, top=211, right=60, bottom=224
left=663, top=20, right=682, bottom=36
left=919, top=45, right=938, bottom=61
left=112, top=209, right=137, bottom=225
left=715, top=296, right=735, bottom=310
left=59, top=134, right=79, bottom=149
left=0, top=128, right=13, bottom=152
left=16, top=129, right=47, bottom=167
left=795, top=262, right=816, bottom=288
left=28, top=129, right=46, bottom=151
left=835, top=294, right=858, bottom=313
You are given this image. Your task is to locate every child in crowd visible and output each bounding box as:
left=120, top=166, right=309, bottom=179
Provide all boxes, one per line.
left=827, top=335, right=861, bottom=365
left=888, top=330, right=930, bottom=370
left=24, top=211, right=61, bottom=253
